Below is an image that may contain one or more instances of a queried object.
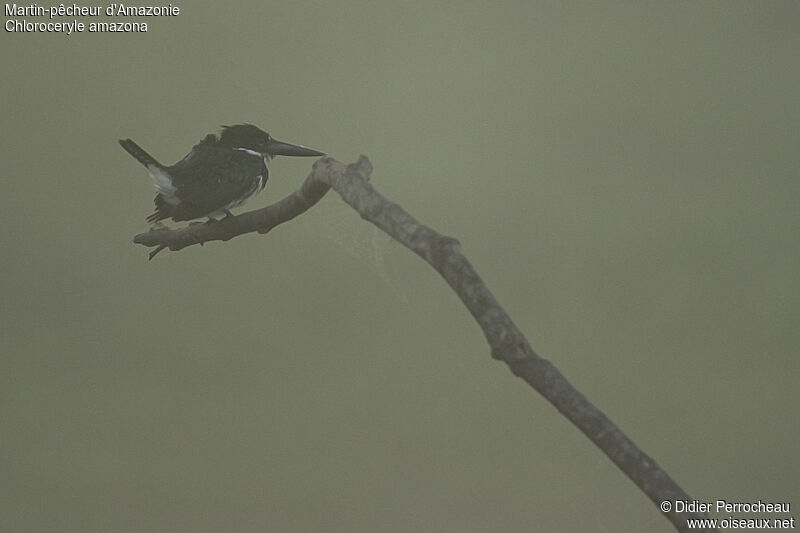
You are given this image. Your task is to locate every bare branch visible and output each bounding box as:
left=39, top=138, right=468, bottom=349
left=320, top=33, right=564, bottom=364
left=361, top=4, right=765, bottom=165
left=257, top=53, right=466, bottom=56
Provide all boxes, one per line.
left=131, top=155, right=716, bottom=531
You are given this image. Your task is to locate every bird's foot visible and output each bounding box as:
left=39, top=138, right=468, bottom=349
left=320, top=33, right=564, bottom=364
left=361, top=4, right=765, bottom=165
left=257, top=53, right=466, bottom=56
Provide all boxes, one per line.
left=205, top=210, right=234, bottom=224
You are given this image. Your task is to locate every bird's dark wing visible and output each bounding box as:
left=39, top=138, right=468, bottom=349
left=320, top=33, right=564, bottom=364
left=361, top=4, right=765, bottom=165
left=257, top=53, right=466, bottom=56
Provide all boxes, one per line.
left=167, top=146, right=267, bottom=221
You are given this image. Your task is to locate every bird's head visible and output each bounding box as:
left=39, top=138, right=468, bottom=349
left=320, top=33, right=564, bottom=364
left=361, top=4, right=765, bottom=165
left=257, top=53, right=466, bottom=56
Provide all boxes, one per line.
left=219, top=124, right=325, bottom=160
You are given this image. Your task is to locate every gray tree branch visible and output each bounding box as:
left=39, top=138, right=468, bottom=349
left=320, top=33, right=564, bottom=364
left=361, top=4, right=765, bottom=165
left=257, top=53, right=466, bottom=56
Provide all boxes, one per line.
left=133, top=156, right=716, bottom=532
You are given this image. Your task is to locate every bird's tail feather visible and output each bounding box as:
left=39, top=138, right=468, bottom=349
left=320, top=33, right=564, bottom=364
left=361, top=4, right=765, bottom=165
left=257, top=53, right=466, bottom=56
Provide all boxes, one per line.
left=118, top=139, right=163, bottom=168
left=145, top=193, right=173, bottom=223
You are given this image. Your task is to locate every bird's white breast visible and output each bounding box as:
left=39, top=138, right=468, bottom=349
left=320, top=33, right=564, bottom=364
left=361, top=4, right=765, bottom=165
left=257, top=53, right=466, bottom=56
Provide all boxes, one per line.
left=226, top=174, right=265, bottom=209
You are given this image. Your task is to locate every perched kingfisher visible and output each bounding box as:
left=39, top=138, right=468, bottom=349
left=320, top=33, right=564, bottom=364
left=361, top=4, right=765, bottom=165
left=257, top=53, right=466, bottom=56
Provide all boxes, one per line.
left=119, top=124, right=324, bottom=223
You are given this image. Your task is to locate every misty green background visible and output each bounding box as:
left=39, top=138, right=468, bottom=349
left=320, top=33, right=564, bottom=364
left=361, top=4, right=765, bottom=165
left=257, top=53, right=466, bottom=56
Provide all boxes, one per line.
left=2, top=2, right=798, bottom=532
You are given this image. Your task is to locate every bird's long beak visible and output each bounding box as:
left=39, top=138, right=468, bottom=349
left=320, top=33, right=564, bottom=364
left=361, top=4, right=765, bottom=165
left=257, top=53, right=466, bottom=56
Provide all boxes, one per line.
left=267, top=139, right=325, bottom=158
